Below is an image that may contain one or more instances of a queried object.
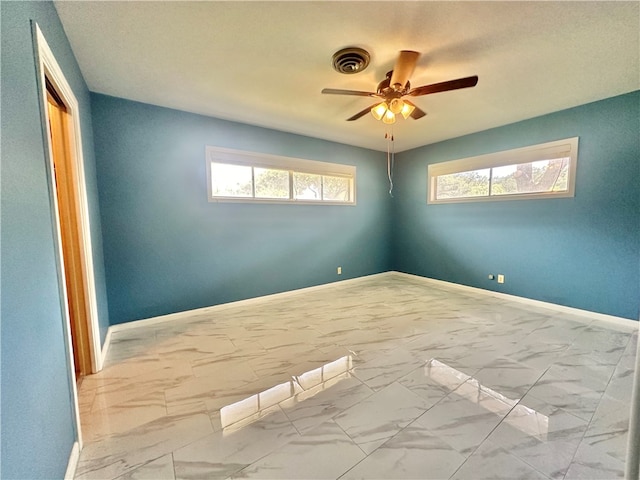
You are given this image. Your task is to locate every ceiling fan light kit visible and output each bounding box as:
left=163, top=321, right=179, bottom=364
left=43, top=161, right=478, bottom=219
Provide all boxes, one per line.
left=382, top=109, right=396, bottom=125
left=370, top=98, right=415, bottom=124
left=388, top=98, right=403, bottom=114
left=322, top=49, right=479, bottom=125
left=371, top=102, right=388, bottom=121
left=400, top=102, right=416, bottom=119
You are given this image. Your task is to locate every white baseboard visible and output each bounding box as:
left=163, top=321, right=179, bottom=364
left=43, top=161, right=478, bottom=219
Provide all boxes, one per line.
left=107, top=272, right=390, bottom=335
left=391, top=271, right=638, bottom=330
left=99, top=327, right=113, bottom=368
left=105, top=270, right=637, bottom=341
left=64, top=441, right=80, bottom=480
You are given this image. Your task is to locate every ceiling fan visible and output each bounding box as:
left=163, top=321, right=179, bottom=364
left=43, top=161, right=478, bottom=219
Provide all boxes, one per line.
left=322, top=50, right=478, bottom=124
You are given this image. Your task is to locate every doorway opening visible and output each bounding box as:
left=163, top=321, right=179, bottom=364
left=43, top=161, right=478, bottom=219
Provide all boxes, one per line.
left=35, top=24, right=104, bottom=462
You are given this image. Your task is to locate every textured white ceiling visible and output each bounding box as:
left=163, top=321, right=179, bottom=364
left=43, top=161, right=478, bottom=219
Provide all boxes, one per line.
left=54, top=1, right=639, bottom=152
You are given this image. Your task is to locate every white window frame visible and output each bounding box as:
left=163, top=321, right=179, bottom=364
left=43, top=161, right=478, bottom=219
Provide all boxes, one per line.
left=427, top=137, right=579, bottom=204
left=206, top=146, right=356, bottom=205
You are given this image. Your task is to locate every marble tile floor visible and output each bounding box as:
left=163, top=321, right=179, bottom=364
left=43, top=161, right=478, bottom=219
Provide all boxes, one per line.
left=75, top=274, right=639, bottom=480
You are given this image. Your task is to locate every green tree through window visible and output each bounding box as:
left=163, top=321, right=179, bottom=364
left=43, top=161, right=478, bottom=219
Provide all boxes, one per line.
left=429, top=138, right=577, bottom=203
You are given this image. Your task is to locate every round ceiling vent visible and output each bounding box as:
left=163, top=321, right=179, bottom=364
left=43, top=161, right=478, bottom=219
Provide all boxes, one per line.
left=332, top=47, right=370, bottom=74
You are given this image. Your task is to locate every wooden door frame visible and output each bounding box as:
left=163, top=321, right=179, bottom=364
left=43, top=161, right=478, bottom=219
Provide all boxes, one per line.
left=34, top=22, right=104, bottom=447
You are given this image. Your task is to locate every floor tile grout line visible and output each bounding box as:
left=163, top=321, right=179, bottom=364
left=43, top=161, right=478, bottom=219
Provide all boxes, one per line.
left=502, top=357, right=618, bottom=480
left=278, top=371, right=376, bottom=437
left=332, top=417, right=371, bottom=458
left=224, top=405, right=304, bottom=480
left=446, top=364, right=553, bottom=480
left=170, top=452, right=177, bottom=480
left=557, top=349, right=633, bottom=480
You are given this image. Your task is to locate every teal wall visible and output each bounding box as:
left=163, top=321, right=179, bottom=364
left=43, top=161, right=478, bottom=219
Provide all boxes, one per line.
left=392, top=91, right=640, bottom=320
left=1, top=1, right=109, bottom=478
left=90, top=94, right=393, bottom=325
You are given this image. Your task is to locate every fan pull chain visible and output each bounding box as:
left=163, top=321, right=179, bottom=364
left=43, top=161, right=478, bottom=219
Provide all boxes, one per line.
left=385, top=129, right=395, bottom=197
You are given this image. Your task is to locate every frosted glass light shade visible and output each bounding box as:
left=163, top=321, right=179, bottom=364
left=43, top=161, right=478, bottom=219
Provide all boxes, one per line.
left=400, top=102, right=415, bottom=119
left=382, top=110, right=396, bottom=124
left=388, top=98, right=404, bottom=114
left=371, top=102, right=388, bottom=121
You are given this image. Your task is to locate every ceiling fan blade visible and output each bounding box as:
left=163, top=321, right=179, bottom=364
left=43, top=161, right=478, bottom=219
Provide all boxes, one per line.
left=321, top=88, right=377, bottom=97
left=390, top=51, right=420, bottom=90
left=346, top=105, right=376, bottom=121
left=403, top=100, right=427, bottom=120
left=409, top=75, right=478, bottom=97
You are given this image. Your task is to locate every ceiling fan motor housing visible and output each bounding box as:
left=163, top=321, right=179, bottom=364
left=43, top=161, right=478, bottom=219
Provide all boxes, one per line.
left=377, top=71, right=411, bottom=96
left=332, top=47, right=371, bottom=74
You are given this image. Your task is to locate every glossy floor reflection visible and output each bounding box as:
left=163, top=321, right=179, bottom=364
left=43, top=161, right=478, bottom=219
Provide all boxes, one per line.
left=75, top=273, right=638, bottom=479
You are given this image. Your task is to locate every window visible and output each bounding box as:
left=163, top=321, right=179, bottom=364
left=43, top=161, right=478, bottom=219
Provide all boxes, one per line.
left=428, top=137, right=578, bottom=204
left=206, top=146, right=356, bottom=205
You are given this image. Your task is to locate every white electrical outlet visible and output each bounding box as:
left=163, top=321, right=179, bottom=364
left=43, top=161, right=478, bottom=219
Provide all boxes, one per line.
left=497, top=274, right=505, bottom=284
left=337, top=267, right=342, bottom=275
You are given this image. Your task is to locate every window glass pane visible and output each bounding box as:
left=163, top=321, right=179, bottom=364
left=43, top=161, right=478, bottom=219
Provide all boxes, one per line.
left=491, top=158, right=569, bottom=196
left=211, top=163, right=252, bottom=197
left=254, top=167, right=290, bottom=199
left=322, top=175, right=350, bottom=202
left=427, top=137, right=577, bottom=204
left=436, top=169, right=490, bottom=199
left=207, top=146, right=356, bottom=205
left=293, top=172, right=322, bottom=200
